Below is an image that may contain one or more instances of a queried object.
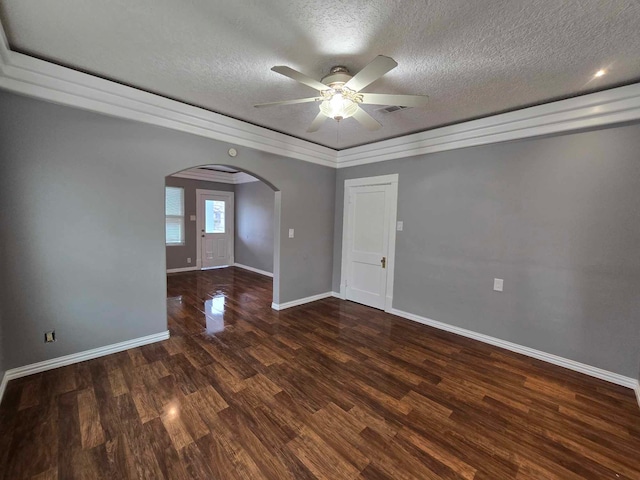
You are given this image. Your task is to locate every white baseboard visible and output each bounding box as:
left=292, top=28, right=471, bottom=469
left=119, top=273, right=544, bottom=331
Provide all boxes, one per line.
left=389, top=308, right=638, bottom=390
left=167, top=266, right=198, bottom=273
left=233, top=263, right=274, bottom=278
left=272, top=292, right=333, bottom=311
left=331, top=291, right=343, bottom=299
left=0, top=330, right=170, bottom=405
left=635, top=383, right=640, bottom=409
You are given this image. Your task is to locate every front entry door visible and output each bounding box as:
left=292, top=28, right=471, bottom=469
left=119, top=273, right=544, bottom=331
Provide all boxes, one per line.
left=198, top=191, right=234, bottom=269
left=344, top=183, right=394, bottom=309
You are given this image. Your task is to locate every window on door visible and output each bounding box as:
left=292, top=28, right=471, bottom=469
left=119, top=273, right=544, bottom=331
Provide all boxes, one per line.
left=205, top=199, right=226, bottom=233
left=165, top=186, right=185, bottom=245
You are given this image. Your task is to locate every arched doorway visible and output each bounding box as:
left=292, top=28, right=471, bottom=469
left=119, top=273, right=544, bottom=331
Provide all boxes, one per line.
left=164, top=164, right=282, bottom=306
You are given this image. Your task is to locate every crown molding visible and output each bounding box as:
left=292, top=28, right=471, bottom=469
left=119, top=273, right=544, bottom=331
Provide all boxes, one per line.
left=171, top=168, right=259, bottom=184
left=234, top=171, right=261, bottom=184
left=0, top=18, right=9, bottom=68
left=1, top=18, right=639, bottom=170
left=0, top=21, right=337, bottom=168
left=336, top=83, right=640, bottom=168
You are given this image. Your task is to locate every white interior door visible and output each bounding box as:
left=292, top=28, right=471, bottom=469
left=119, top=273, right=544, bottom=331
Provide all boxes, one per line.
left=344, top=183, right=394, bottom=309
left=198, top=191, right=234, bottom=269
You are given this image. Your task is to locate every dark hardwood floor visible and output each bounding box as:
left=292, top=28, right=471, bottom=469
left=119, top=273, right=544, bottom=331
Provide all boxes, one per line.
left=1, top=267, right=639, bottom=479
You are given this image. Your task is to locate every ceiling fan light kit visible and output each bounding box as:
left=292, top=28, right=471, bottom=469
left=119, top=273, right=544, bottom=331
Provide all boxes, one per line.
left=318, top=83, right=362, bottom=121
left=319, top=92, right=359, bottom=121
left=255, top=56, right=429, bottom=133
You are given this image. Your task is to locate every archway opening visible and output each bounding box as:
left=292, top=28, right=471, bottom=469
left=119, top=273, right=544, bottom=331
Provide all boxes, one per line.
left=164, top=164, right=282, bottom=334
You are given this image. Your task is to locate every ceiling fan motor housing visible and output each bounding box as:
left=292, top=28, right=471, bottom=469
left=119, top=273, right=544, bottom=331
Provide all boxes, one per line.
left=321, top=66, right=352, bottom=87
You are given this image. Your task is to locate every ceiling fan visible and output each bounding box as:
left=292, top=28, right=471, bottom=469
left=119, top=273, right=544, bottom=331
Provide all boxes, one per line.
left=255, top=56, right=429, bottom=132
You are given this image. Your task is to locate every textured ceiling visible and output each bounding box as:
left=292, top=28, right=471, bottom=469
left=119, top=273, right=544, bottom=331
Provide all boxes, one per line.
left=1, top=1, right=639, bottom=149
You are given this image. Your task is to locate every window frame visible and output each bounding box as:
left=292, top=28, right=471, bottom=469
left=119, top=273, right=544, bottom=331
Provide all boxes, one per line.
left=165, top=186, right=185, bottom=246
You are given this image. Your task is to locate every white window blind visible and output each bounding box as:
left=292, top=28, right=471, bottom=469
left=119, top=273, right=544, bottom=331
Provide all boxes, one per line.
left=165, top=186, right=184, bottom=245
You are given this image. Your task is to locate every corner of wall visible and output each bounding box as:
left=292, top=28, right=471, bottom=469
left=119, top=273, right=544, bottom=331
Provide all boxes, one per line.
left=0, top=309, right=6, bottom=405
left=637, top=354, right=640, bottom=408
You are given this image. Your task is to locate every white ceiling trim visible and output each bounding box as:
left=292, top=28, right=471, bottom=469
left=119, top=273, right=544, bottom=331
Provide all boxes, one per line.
left=171, top=169, right=259, bottom=184
left=234, top=172, right=260, bottom=184
left=336, top=84, right=640, bottom=168
left=1, top=18, right=639, bottom=170
left=0, top=21, right=337, bottom=168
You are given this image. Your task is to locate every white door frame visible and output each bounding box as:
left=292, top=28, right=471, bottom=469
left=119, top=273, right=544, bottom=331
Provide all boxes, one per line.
left=340, top=174, right=399, bottom=312
left=195, top=189, right=235, bottom=269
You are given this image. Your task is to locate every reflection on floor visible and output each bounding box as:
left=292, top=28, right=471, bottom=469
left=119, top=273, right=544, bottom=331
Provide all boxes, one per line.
left=1, top=266, right=639, bottom=479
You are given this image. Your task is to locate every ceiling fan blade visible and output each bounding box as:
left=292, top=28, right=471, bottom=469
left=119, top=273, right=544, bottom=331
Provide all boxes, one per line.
left=344, top=56, right=398, bottom=92
left=359, top=93, right=429, bottom=107
left=271, top=66, right=329, bottom=91
left=307, top=112, right=327, bottom=132
left=352, top=107, right=382, bottom=131
left=254, top=97, right=321, bottom=108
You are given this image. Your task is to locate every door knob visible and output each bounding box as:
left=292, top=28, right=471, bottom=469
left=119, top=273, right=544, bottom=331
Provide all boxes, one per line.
left=381, top=257, right=386, bottom=269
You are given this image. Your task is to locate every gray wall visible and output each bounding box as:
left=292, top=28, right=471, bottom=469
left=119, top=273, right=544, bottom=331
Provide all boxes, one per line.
left=235, top=181, right=275, bottom=273
left=165, top=176, right=234, bottom=270
left=333, top=124, right=640, bottom=378
left=0, top=90, right=335, bottom=371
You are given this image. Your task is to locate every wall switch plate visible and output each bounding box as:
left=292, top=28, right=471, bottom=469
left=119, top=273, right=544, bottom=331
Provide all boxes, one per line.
left=187, top=257, right=191, bottom=263
left=44, top=330, right=56, bottom=343
left=396, top=221, right=404, bottom=231
left=190, top=215, right=196, bottom=221
left=288, top=228, right=294, bottom=238
left=493, top=278, right=504, bottom=292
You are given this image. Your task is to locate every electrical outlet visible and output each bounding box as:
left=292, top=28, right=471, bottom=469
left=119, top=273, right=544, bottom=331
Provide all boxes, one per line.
left=396, top=221, right=404, bottom=231
left=493, top=278, right=504, bottom=292
left=288, top=228, right=295, bottom=238
left=187, top=257, right=191, bottom=263
left=44, top=330, right=56, bottom=343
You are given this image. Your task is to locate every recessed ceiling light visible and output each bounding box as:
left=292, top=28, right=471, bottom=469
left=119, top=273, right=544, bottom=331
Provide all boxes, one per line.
left=594, top=69, right=606, bottom=78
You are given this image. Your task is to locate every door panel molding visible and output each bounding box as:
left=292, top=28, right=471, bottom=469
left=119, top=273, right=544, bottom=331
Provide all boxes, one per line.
left=340, top=174, right=398, bottom=312
left=196, top=189, right=234, bottom=269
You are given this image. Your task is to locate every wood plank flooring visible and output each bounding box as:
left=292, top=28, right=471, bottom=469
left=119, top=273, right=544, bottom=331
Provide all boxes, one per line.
left=1, top=267, right=639, bottom=479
